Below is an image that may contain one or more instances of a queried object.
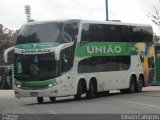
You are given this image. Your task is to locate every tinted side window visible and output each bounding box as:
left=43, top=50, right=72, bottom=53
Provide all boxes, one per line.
left=78, top=56, right=131, bottom=73
left=89, top=24, right=106, bottom=42
left=62, top=22, right=78, bottom=43
left=130, top=26, right=153, bottom=42
left=81, top=24, right=90, bottom=43
left=120, top=26, right=129, bottom=41
left=81, top=24, right=107, bottom=44
left=108, top=25, right=129, bottom=42
left=60, top=44, right=76, bottom=73
left=108, top=25, right=121, bottom=41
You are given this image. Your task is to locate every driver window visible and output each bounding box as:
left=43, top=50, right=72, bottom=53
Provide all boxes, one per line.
left=62, top=23, right=78, bottom=43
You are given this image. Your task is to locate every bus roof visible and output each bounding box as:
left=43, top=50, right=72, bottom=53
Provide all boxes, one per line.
left=24, top=19, right=151, bottom=27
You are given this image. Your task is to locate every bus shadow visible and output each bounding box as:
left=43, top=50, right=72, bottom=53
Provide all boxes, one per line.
left=25, top=92, right=123, bottom=106
left=25, top=90, right=156, bottom=106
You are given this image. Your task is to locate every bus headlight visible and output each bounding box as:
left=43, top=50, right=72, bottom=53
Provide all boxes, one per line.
left=48, top=84, right=53, bottom=87
left=17, top=84, right=21, bottom=88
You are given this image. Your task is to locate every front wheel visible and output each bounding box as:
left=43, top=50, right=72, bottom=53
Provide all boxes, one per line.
left=37, top=97, right=44, bottom=104
left=0, top=77, right=4, bottom=89
left=49, top=97, right=56, bottom=102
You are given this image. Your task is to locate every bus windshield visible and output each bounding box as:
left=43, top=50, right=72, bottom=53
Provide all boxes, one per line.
left=16, top=22, right=79, bottom=44
left=16, top=23, right=62, bottom=44
left=14, top=53, right=57, bottom=81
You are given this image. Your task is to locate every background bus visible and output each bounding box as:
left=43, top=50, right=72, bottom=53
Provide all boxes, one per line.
left=4, top=19, right=155, bottom=103
left=154, top=44, right=160, bottom=85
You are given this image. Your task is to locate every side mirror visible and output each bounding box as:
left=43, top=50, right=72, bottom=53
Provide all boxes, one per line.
left=3, top=46, right=15, bottom=64
left=140, top=54, right=144, bottom=63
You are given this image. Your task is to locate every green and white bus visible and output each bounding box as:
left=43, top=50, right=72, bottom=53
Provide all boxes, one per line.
left=4, top=19, right=155, bottom=103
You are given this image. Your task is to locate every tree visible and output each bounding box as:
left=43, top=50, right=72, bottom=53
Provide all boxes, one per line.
left=148, top=7, right=160, bottom=28
left=147, top=1, right=160, bottom=43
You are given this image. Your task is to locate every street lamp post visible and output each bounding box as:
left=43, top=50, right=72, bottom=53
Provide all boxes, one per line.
left=24, top=5, right=31, bottom=23
left=106, top=0, right=109, bottom=21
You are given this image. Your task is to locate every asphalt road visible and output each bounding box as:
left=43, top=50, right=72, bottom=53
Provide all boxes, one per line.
left=0, top=86, right=160, bottom=120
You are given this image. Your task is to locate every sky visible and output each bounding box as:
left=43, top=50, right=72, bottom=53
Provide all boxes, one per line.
left=0, top=0, right=160, bottom=34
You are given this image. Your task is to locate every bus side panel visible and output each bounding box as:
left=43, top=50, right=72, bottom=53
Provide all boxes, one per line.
left=134, top=43, right=155, bottom=86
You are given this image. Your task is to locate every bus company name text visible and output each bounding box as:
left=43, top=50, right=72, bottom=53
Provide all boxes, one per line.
left=21, top=49, right=51, bottom=54
left=86, top=45, right=122, bottom=54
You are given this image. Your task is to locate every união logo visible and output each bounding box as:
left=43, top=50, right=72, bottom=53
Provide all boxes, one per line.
left=86, top=45, right=122, bottom=54
left=21, top=49, right=51, bottom=53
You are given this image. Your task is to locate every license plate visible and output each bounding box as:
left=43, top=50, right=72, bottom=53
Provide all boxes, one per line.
left=30, top=92, right=38, bottom=96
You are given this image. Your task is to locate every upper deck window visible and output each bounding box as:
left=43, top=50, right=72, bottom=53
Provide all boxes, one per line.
left=16, top=22, right=79, bottom=45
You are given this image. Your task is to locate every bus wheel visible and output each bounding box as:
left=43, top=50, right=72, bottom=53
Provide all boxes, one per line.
left=86, top=81, right=94, bottom=99
left=128, top=76, right=136, bottom=93
left=0, top=77, right=5, bottom=89
left=37, top=97, right=44, bottom=104
left=136, top=76, right=143, bottom=92
left=49, top=97, right=56, bottom=102
left=74, top=82, right=82, bottom=100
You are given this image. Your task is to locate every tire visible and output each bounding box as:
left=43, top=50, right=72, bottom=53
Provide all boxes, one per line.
left=86, top=81, right=94, bottom=99
left=127, top=76, right=136, bottom=93
left=136, top=76, right=143, bottom=92
left=74, top=82, right=82, bottom=100
left=49, top=97, right=56, bottom=102
left=121, top=76, right=136, bottom=94
left=0, top=76, right=6, bottom=89
left=4, top=77, right=10, bottom=89
left=37, top=97, right=44, bottom=104
left=0, top=77, right=4, bottom=89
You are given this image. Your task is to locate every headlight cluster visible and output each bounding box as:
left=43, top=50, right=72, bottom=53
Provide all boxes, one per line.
left=17, top=84, right=21, bottom=88
left=15, top=81, right=21, bottom=88
left=48, top=84, right=53, bottom=87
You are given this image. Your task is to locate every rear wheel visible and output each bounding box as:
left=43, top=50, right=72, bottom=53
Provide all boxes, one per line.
left=136, top=76, right=143, bottom=92
left=127, top=76, right=136, bottom=93
left=121, top=76, right=136, bottom=94
left=74, top=82, right=82, bottom=100
left=86, top=81, right=94, bottom=99
left=49, top=97, right=56, bottom=102
left=37, top=97, right=43, bottom=104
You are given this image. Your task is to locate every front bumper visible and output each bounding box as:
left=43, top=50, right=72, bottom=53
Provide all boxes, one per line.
left=14, top=85, right=61, bottom=98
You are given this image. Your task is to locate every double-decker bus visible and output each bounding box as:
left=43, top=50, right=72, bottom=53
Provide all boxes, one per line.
left=4, top=19, right=155, bottom=103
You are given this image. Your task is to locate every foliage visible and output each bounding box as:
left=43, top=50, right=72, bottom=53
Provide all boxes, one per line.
left=148, top=7, right=160, bottom=28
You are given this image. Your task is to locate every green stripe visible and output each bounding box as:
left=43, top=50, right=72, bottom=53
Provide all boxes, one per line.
left=16, top=79, right=56, bottom=87
left=16, top=42, right=60, bottom=49
left=75, top=42, right=137, bottom=57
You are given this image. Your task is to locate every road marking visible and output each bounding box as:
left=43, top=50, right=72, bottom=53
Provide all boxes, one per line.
left=13, top=102, right=32, bottom=113
left=121, top=100, right=160, bottom=109
left=49, top=110, right=57, bottom=114
left=21, top=106, right=32, bottom=114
